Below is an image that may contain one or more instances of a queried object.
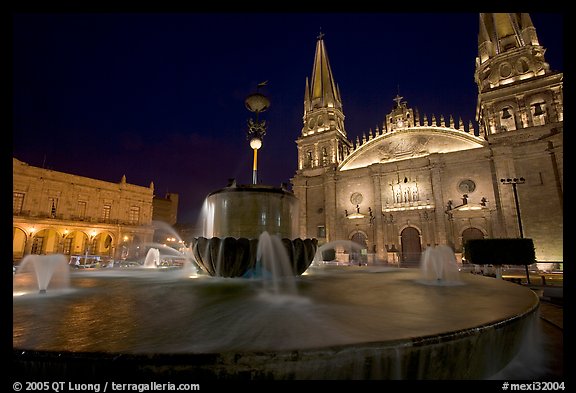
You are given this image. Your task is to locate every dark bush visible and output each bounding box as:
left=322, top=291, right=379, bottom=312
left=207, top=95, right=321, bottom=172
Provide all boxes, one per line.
left=321, top=248, right=336, bottom=261
left=464, top=238, right=536, bottom=266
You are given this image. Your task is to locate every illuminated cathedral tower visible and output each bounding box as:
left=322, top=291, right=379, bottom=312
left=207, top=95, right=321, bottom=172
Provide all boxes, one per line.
left=475, top=13, right=563, bottom=136
left=475, top=13, right=563, bottom=262
left=296, top=33, right=352, bottom=171
left=292, top=14, right=563, bottom=265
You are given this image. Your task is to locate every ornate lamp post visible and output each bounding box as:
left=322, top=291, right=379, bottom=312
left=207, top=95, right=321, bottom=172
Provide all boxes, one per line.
left=245, top=82, right=270, bottom=185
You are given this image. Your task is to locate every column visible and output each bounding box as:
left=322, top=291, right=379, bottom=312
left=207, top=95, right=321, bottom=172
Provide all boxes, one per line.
left=371, top=171, right=386, bottom=261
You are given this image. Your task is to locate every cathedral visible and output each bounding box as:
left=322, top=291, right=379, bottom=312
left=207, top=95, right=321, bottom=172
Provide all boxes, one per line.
left=291, top=13, right=563, bottom=266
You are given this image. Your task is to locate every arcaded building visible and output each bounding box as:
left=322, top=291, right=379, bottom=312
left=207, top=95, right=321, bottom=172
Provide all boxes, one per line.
left=13, top=158, right=155, bottom=262
left=291, top=13, right=563, bottom=266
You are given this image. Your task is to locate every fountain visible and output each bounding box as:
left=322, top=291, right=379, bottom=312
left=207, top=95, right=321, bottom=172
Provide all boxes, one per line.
left=191, top=182, right=318, bottom=278
left=419, top=244, right=463, bottom=286
left=13, top=264, right=544, bottom=379
left=14, top=254, right=70, bottom=295
left=12, top=87, right=547, bottom=380
left=143, top=247, right=160, bottom=268
left=313, top=239, right=365, bottom=266
left=190, top=87, right=318, bottom=277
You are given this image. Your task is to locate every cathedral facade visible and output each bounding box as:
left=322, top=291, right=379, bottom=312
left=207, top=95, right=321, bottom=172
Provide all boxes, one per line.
left=291, top=13, right=563, bottom=266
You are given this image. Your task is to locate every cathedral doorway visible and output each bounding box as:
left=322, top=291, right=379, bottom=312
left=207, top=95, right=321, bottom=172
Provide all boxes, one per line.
left=350, top=231, right=367, bottom=265
left=400, top=226, right=421, bottom=266
left=462, top=227, right=484, bottom=243
left=461, top=227, right=485, bottom=261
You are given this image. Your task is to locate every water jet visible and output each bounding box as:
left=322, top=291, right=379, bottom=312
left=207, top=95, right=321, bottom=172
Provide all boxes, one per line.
left=419, top=244, right=464, bottom=286
left=14, top=254, right=70, bottom=295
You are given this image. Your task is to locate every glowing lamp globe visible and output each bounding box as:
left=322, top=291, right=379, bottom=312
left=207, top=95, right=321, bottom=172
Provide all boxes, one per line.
left=250, top=138, right=262, bottom=150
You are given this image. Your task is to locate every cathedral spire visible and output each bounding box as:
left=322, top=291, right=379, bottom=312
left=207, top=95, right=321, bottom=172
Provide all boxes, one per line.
left=307, top=32, right=342, bottom=112
left=304, top=77, right=310, bottom=115
left=297, top=34, right=351, bottom=170
left=475, top=13, right=562, bottom=139
left=477, top=13, right=546, bottom=65
left=475, top=13, right=551, bottom=93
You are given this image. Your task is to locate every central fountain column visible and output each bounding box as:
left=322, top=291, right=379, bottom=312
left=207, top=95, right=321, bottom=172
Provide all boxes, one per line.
left=202, top=183, right=298, bottom=240
left=191, top=85, right=317, bottom=278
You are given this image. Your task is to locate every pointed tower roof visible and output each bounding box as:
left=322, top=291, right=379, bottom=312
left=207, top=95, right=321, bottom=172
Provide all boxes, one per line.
left=303, top=77, right=310, bottom=115
left=475, top=12, right=551, bottom=92
left=478, top=13, right=491, bottom=46
left=308, top=32, right=342, bottom=111
left=478, top=13, right=540, bottom=58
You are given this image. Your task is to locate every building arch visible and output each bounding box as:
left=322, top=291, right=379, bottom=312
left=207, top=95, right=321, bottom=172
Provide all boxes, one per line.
left=29, top=228, right=61, bottom=255
left=63, top=230, right=86, bottom=256
left=13, top=227, right=28, bottom=261
left=461, top=226, right=486, bottom=242
left=349, top=230, right=368, bottom=265
left=94, top=231, right=115, bottom=256
left=461, top=227, right=486, bottom=262
left=495, top=99, right=519, bottom=132
left=400, top=226, right=422, bottom=265
left=526, top=92, right=552, bottom=126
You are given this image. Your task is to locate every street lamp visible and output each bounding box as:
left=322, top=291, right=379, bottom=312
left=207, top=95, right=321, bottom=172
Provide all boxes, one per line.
left=121, top=235, right=131, bottom=260
left=249, top=137, right=263, bottom=185
left=500, top=177, right=526, bottom=238
left=245, top=82, right=270, bottom=185
left=500, top=177, right=529, bottom=283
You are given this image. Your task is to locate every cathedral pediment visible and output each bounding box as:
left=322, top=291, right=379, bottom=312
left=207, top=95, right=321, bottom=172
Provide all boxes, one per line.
left=338, top=127, right=487, bottom=171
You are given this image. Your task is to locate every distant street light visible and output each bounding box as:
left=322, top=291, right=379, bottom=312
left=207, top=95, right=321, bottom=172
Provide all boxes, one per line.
left=500, top=177, right=529, bottom=284
left=500, top=177, right=526, bottom=238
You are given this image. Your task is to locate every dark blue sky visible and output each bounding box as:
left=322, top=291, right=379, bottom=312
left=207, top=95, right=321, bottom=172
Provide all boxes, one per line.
left=12, top=13, right=564, bottom=224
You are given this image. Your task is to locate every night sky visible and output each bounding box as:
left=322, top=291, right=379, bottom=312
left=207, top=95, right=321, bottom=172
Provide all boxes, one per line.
left=12, top=12, right=564, bottom=225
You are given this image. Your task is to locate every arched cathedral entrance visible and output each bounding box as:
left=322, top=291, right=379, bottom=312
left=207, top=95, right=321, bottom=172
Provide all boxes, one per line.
left=401, top=226, right=421, bottom=266
left=350, top=231, right=367, bottom=266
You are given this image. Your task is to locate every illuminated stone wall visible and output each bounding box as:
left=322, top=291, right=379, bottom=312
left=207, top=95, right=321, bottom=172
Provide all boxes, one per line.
left=12, top=158, right=154, bottom=261
left=293, top=14, right=562, bottom=265
left=293, top=121, right=563, bottom=264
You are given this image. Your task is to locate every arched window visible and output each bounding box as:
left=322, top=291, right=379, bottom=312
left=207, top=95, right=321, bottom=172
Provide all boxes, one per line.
left=321, top=147, right=329, bottom=166
left=500, top=106, right=516, bottom=131
left=531, top=102, right=546, bottom=126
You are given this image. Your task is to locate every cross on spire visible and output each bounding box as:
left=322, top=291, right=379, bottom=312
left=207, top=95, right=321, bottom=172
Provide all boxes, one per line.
left=393, top=94, right=403, bottom=107
left=317, top=29, right=324, bottom=40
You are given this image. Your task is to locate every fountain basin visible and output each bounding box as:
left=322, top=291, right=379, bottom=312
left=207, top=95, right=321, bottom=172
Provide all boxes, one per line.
left=195, top=183, right=318, bottom=277
left=191, top=236, right=318, bottom=277
left=12, top=269, right=540, bottom=379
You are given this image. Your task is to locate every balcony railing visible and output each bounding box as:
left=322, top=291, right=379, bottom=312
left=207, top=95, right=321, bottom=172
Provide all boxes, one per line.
left=13, top=211, right=147, bottom=227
